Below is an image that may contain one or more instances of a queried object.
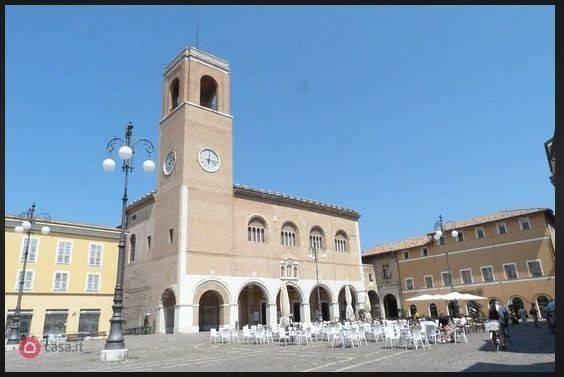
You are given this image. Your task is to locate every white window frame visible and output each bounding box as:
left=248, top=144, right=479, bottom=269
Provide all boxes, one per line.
left=526, top=259, right=543, bottom=277
left=421, top=247, right=428, bottom=257
left=85, top=273, right=101, bottom=292
left=503, top=263, right=519, bottom=280
left=15, top=269, right=35, bottom=291
left=20, top=237, right=40, bottom=263
left=480, top=265, right=496, bottom=282
left=441, top=271, right=452, bottom=287
left=403, top=250, right=410, bottom=260
left=55, top=240, right=73, bottom=265
left=475, top=227, right=486, bottom=239
left=87, top=243, right=103, bottom=267
left=423, top=275, right=434, bottom=289
left=53, top=271, right=70, bottom=292
left=460, top=268, right=473, bottom=284
left=519, top=217, right=531, bottom=231
left=405, top=277, right=414, bottom=291
left=496, top=222, right=508, bottom=235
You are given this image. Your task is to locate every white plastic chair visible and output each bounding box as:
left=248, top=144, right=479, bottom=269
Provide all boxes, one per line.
left=230, top=328, right=240, bottom=343
left=411, top=328, right=430, bottom=350
left=279, top=329, right=290, bottom=346
left=210, top=328, right=219, bottom=343
left=220, top=327, right=231, bottom=343
left=242, top=327, right=253, bottom=344
left=424, top=324, right=440, bottom=344
left=384, top=326, right=400, bottom=349
left=454, top=325, right=468, bottom=344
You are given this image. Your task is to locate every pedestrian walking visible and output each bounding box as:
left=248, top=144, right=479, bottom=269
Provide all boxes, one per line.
left=519, top=307, right=528, bottom=326
left=530, top=303, right=540, bottom=328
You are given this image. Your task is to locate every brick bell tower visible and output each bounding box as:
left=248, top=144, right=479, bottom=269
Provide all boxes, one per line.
left=153, top=48, right=234, bottom=333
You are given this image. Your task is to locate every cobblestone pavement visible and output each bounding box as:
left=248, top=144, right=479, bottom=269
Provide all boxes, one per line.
left=5, top=324, right=555, bottom=372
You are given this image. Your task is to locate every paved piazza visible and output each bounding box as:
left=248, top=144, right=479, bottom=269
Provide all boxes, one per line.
left=5, top=325, right=554, bottom=372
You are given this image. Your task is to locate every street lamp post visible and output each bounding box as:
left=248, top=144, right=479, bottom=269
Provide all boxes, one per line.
left=6, top=203, right=51, bottom=350
left=100, top=122, right=155, bottom=362
left=308, top=246, right=326, bottom=323
left=433, top=214, right=460, bottom=317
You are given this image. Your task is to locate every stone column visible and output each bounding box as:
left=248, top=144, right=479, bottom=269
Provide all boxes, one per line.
left=330, top=302, right=339, bottom=321
left=301, top=303, right=311, bottom=323
left=177, top=304, right=195, bottom=333
left=158, top=305, right=166, bottom=334
left=267, top=304, right=277, bottom=326
left=230, top=304, right=239, bottom=328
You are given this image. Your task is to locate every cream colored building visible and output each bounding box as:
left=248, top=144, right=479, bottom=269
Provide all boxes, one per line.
left=4, top=215, right=120, bottom=338
left=363, top=208, right=555, bottom=319
left=123, top=48, right=374, bottom=333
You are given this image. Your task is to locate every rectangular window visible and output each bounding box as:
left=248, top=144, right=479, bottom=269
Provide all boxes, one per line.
left=405, top=278, right=414, bottom=291
left=20, top=238, right=39, bottom=263
left=519, top=217, right=531, bottom=231
left=56, top=241, right=72, bottom=264
left=403, top=251, right=409, bottom=260
left=369, top=273, right=373, bottom=282
left=503, top=263, right=518, bottom=280
left=439, top=236, right=445, bottom=245
left=382, top=265, right=392, bottom=279
left=54, top=272, right=69, bottom=291
left=475, top=227, right=485, bottom=239
left=421, top=248, right=428, bottom=257
left=147, top=236, right=152, bottom=250
left=457, top=231, right=464, bottom=242
left=424, top=275, right=434, bottom=289
left=527, top=260, right=543, bottom=277
left=481, top=266, right=495, bottom=282
left=86, top=274, right=100, bottom=292
left=16, top=270, right=34, bottom=291
left=496, top=223, right=507, bottom=235
left=441, top=271, right=452, bottom=287
left=88, top=244, right=102, bottom=266
left=169, top=229, right=174, bottom=244
left=78, top=310, right=100, bottom=335
left=43, top=310, right=68, bottom=336
left=5, top=311, right=33, bottom=338
left=460, top=269, right=473, bottom=284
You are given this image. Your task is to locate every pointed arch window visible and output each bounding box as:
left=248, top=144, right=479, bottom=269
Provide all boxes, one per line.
left=309, top=227, right=324, bottom=250
left=334, top=231, right=348, bottom=252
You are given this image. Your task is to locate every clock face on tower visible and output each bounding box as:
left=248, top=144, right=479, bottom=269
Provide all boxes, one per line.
left=198, top=148, right=220, bottom=173
left=163, top=150, right=176, bottom=176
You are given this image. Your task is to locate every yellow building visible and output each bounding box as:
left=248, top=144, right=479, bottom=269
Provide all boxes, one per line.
left=5, top=215, right=120, bottom=339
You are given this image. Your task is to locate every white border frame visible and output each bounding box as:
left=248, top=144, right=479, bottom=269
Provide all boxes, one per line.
left=480, top=265, right=496, bottom=282
left=162, top=150, right=177, bottom=176
left=87, top=242, right=104, bottom=267
left=423, top=274, right=434, bottom=289
left=404, top=277, right=414, bottom=291
left=519, top=217, right=532, bottom=231
left=456, top=230, right=465, bottom=242
left=15, top=269, right=35, bottom=291
left=85, top=272, right=102, bottom=292
left=526, top=259, right=543, bottom=277
left=503, top=262, right=518, bottom=280
left=474, top=227, right=486, bottom=239
left=55, top=239, right=73, bottom=265
left=460, top=268, right=473, bottom=284
left=20, top=236, right=40, bottom=263
left=52, top=270, right=70, bottom=292
left=197, top=147, right=221, bottom=173
left=496, top=222, right=508, bottom=235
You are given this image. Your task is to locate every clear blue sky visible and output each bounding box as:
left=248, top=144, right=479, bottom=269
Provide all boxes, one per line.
left=6, top=5, right=555, bottom=250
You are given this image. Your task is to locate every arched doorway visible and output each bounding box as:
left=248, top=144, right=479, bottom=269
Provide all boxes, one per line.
left=383, top=294, right=398, bottom=319
left=367, top=291, right=381, bottom=319
left=338, top=286, right=358, bottom=320
left=238, top=283, right=268, bottom=329
left=535, top=295, right=551, bottom=318
left=277, top=284, right=303, bottom=323
left=429, top=303, right=438, bottom=318
left=198, top=291, right=223, bottom=332
left=309, top=285, right=331, bottom=322
left=409, top=305, right=417, bottom=316
left=161, top=288, right=176, bottom=334
left=510, top=297, right=525, bottom=313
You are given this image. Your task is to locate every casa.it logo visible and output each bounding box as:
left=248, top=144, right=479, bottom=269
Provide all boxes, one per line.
left=18, top=336, right=41, bottom=359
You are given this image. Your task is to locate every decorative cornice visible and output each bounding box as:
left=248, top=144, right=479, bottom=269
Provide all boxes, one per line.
left=163, top=47, right=230, bottom=76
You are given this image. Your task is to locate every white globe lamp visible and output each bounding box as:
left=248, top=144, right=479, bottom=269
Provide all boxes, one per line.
left=22, top=220, right=32, bottom=230
left=14, top=225, right=24, bottom=234
left=102, top=158, right=116, bottom=172
left=451, top=230, right=459, bottom=239
left=41, top=226, right=51, bottom=235
left=143, top=159, right=155, bottom=173
left=118, top=145, right=133, bottom=160
left=433, top=230, right=443, bottom=240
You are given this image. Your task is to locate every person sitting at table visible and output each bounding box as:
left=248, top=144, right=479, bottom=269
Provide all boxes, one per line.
left=438, top=313, right=455, bottom=343
left=409, top=313, right=420, bottom=327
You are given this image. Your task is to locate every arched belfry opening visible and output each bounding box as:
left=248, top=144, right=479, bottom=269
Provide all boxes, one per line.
left=170, top=78, right=180, bottom=111
left=200, top=75, right=218, bottom=110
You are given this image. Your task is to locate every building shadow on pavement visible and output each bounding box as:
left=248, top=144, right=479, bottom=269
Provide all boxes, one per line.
left=462, top=362, right=554, bottom=372
left=477, top=325, right=555, bottom=354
